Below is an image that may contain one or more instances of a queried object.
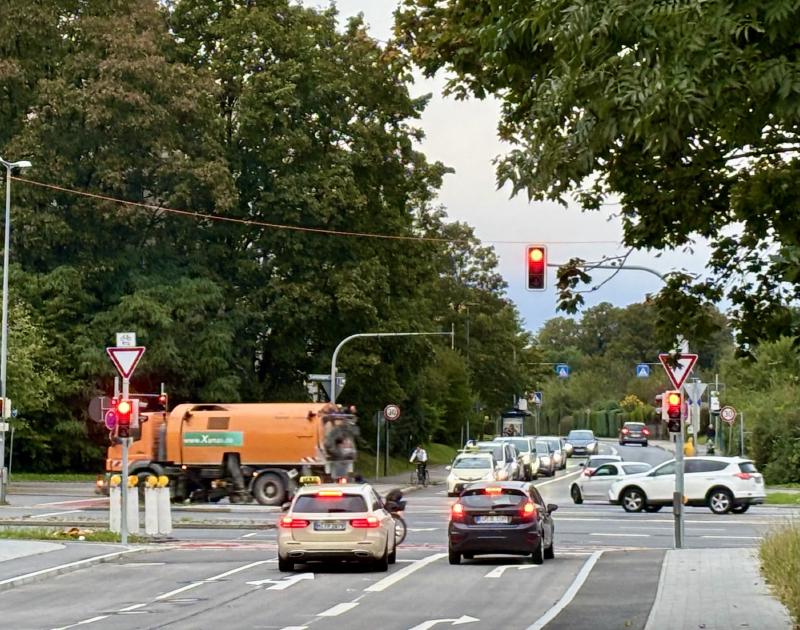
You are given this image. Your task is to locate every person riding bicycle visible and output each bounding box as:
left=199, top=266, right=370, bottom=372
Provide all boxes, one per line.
left=409, top=444, right=428, bottom=482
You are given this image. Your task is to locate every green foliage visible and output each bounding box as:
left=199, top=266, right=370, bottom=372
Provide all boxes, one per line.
left=760, top=523, right=800, bottom=625
left=396, top=0, right=800, bottom=351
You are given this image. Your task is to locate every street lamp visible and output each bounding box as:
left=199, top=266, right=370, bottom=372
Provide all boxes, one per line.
left=0, top=157, right=31, bottom=504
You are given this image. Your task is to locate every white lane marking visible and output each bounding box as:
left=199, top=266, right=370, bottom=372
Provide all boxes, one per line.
left=700, top=536, right=763, bottom=540
left=247, top=573, right=314, bottom=590
left=123, top=562, right=166, bottom=567
left=408, top=614, right=480, bottom=630
left=534, top=470, right=581, bottom=487
left=279, top=627, right=309, bottom=630
left=51, top=616, right=109, bottom=630
left=409, top=528, right=438, bottom=532
left=154, top=559, right=272, bottom=600
left=365, top=553, right=446, bottom=592
left=590, top=533, right=651, bottom=538
left=525, top=551, right=603, bottom=630
left=241, top=532, right=258, bottom=538
left=118, top=603, right=147, bottom=612
left=484, top=564, right=537, bottom=578
left=317, top=602, right=359, bottom=617
left=35, top=498, right=107, bottom=507
left=31, top=509, right=84, bottom=518
left=556, top=516, right=781, bottom=525
left=0, top=549, right=141, bottom=589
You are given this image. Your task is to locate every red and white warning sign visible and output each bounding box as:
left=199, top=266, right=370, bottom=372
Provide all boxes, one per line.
left=107, top=346, right=145, bottom=379
left=658, top=353, right=698, bottom=390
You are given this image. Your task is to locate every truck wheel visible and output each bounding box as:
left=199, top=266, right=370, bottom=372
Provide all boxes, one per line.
left=252, top=473, right=285, bottom=506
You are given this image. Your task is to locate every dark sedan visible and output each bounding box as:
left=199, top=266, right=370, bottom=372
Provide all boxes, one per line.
left=565, top=429, right=598, bottom=456
left=619, top=422, right=651, bottom=446
left=448, top=481, right=557, bottom=565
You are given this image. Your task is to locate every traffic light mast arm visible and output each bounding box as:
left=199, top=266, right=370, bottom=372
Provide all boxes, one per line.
left=547, top=262, right=667, bottom=282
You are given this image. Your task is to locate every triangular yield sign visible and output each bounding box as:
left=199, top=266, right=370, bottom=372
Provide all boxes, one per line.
left=658, top=353, right=698, bottom=390
left=107, top=346, right=145, bottom=379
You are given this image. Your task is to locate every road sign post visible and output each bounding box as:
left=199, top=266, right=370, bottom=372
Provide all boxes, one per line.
left=107, top=337, right=145, bottom=544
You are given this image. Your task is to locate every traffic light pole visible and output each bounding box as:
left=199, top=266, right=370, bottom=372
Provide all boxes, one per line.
left=673, top=423, right=685, bottom=549
left=120, top=377, right=129, bottom=545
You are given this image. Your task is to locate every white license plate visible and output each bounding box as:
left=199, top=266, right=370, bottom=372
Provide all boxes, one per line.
left=314, top=521, right=346, bottom=531
left=475, top=515, right=510, bottom=524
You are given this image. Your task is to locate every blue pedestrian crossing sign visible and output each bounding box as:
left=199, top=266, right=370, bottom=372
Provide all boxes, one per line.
left=533, top=391, right=543, bottom=405
left=636, top=364, right=651, bottom=378
left=555, top=364, right=570, bottom=378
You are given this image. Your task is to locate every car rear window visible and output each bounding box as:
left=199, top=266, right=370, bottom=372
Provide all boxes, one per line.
left=454, top=457, right=493, bottom=469
left=461, top=489, right=526, bottom=508
left=294, top=494, right=367, bottom=513
left=624, top=423, right=645, bottom=430
left=739, top=461, right=758, bottom=473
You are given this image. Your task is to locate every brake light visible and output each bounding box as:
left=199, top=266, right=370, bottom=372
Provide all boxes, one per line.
left=642, top=427, right=650, bottom=436
left=484, top=487, right=503, bottom=495
left=520, top=501, right=537, bottom=520
left=621, top=428, right=629, bottom=434
left=451, top=502, right=465, bottom=521
left=734, top=472, right=752, bottom=480
left=350, top=516, right=381, bottom=528
left=317, top=490, right=344, bottom=497
left=279, top=516, right=309, bottom=528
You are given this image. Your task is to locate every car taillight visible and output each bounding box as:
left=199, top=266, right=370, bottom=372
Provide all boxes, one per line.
left=451, top=502, right=465, bottom=521
left=280, top=517, right=309, bottom=528
left=350, top=517, right=380, bottom=528
left=520, top=501, right=537, bottom=520
left=621, top=428, right=629, bottom=434
left=734, top=472, right=752, bottom=480
left=642, top=427, right=650, bottom=436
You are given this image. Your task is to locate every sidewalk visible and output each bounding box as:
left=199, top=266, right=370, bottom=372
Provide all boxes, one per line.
left=644, top=547, right=794, bottom=629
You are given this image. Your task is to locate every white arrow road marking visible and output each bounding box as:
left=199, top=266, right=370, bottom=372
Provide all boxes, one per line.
left=484, top=564, right=538, bottom=578
left=408, top=615, right=480, bottom=630
left=247, top=573, right=314, bottom=590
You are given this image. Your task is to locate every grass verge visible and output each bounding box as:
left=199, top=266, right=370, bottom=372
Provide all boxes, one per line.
left=355, top=442, right=458, bottom=479
left=760, top=522, right=800, bottom=625
left=765, top=493, right=800, bottom=506
left=10, top=473, right=97, bottom=482
left=0, top=527, right=148, bottom=543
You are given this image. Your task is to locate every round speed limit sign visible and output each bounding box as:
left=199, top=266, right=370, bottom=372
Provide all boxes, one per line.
left=383, top=404, right=401, bottom=422
left=720, top=406, right=737, bottom=424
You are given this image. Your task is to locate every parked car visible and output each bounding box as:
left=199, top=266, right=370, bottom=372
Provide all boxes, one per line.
left=565, top=429, right=599, bottom=457
left=473, top=441, right=521, bottom=481
left=619, top=422, right=651, bottom=447
left=277, top=483, right=396, bottom=571
left=570, top=461, right=651, bottom=504
left=608, top=457, right=766, bottom=514
left=446, top=452, right=497, bottom=496
left=540, top=436, right=567, bottom=470
left=494, top=436, right=541, bottom=480
left=534, top=439, right=557, bottom=477
left=448, top=481, right=557, bottom=564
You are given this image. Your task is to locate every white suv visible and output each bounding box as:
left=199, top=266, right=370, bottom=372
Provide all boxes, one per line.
left=608, top=456, right=765, bottom=514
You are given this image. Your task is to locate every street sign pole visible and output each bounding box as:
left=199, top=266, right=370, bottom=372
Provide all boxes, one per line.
left=120, top=375, right=129, bottom=545
left=375, top=411, right=381, bottom=480
left=674, top=410, right=685, bottom=549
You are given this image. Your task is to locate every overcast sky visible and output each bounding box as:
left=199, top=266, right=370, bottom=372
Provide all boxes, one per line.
left=299, top=0, right=711, bottom=333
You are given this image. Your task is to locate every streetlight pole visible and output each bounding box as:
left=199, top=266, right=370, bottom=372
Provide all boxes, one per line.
left=330, top=330, right=454, bottom=404
left=0, top=157, right=32, bottom=505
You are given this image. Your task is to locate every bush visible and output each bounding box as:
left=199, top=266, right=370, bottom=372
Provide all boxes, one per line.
left=760, top=523, right=800, bottom=625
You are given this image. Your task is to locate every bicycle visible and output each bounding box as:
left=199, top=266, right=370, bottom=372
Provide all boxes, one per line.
left=409, top=464, right=429, bottom=487
left=385, top=493, right=407, bottom=545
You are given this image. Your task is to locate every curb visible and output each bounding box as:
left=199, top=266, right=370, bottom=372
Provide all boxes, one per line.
left=0, top=546, right=150, bottom=593
left=0, top=519, right=277, bottom=530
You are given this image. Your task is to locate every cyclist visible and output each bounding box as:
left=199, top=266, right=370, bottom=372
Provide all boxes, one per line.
left=409, top=444, right=428, bottom=483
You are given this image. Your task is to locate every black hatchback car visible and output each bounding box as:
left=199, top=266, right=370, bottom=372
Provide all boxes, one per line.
left=448, top=481, right=557, bottom=565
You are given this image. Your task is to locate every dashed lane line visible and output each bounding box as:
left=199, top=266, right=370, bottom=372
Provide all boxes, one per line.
left=364, top=553, right=446, bottom=592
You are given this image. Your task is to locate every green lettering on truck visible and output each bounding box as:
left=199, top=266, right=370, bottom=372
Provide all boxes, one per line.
left=183, top=431, right=244, bottom=447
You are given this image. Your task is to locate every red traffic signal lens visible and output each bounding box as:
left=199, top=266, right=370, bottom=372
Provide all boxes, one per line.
left=529, top=248, right=544, bottom=263
left=526, top=245, right=547, bottom=290
left=117, top=400, right=132, bottom=416
left=667, top=393, right=681, bottom=406
left=158, top=394, right=167, bottom=405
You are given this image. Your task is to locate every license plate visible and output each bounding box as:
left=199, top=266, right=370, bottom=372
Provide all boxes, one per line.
left=314, top=521, right=346, bottom=531
left=475, top=515, right=510, bottom=524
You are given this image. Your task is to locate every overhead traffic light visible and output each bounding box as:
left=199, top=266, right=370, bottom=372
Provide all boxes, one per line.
left=663, top=390, right=683, bottom=433
left=526, top=245, right=547, bottom=291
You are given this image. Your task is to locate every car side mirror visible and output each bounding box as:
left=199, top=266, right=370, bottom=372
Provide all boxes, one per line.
left=579, top=461, right=585, bottom=467
left=281, top=502, right=291, bottom=512
left=445, top=465, right=452, bottom=471
left=547, top=504, right=558, bottom=513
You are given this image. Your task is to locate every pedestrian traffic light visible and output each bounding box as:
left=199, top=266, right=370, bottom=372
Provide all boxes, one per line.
left=152, top=392, right=168, bottom=411
left=526, top=245, right=547, bottom=291
left=663, top=390, right=682, bottom=432
left=117, top=399, right=132, bottom=438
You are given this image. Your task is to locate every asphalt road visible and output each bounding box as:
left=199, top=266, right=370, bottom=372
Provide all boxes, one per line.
left=2, top=442, right=798, bottom=629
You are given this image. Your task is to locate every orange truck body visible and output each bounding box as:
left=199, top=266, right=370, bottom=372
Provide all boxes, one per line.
left=103, top=402, right=357, bottom=504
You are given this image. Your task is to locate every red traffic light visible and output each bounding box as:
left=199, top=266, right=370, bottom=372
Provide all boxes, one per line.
left=526, top=245, right=547, bottom=291
left=158, top=394, right=167, bottom=405
left=117, top=399, right=132, bottom=422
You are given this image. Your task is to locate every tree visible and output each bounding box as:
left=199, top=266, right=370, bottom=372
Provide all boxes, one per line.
left=396, top=0, right=800, bottom=351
